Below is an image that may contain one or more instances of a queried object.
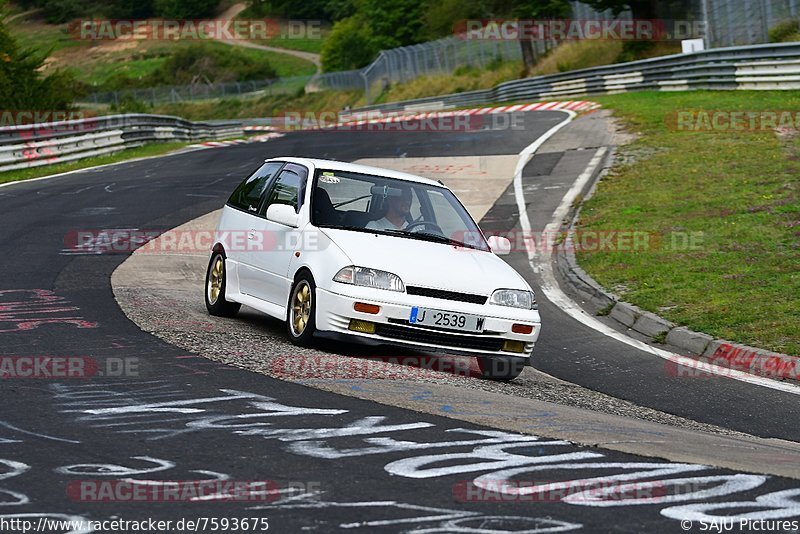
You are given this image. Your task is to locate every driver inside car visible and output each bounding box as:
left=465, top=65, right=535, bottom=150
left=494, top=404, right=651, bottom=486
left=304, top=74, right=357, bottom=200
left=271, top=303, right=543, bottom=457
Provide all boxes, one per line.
left=366, top=185, right=413, bottom=231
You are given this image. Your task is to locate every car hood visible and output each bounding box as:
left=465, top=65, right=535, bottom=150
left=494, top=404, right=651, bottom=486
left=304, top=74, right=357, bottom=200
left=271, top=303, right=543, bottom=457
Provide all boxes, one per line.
left=320, top=228, right=529, bottom=295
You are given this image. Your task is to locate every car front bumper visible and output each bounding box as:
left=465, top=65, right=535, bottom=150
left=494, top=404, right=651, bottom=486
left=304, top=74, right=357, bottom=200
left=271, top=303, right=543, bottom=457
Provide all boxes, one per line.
left=314, top=285, right=540, bottom=359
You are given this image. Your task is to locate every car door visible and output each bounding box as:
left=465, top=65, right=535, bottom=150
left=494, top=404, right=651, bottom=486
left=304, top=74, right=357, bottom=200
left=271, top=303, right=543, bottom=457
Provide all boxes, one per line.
left=222, top=161, right=284, bottom=296
left=243, top=163, right=310, bottom=306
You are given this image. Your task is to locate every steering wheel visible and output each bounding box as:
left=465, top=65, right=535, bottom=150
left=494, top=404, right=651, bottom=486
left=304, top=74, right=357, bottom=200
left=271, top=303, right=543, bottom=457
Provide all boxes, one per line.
left=404, top=220, right=444, bottom=234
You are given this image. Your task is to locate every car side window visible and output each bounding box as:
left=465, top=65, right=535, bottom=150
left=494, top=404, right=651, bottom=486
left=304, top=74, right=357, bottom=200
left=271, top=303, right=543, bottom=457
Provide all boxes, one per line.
left=227, top=162, right=284, bottom=213
left=263, top=164, right=309, bottom=214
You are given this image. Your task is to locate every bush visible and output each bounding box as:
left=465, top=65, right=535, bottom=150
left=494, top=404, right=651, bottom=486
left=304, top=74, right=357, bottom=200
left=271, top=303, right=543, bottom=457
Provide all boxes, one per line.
left=768, top=19, right=800, bottom=43
left=320, top=16, right=378, bottom=72
left=110, top=95, right=151, bottom=113
left=153, top=0, right=218, bottom=19
left=18, top=0, right=217, bottom=23
left=104, top=44, right=278, bottom=90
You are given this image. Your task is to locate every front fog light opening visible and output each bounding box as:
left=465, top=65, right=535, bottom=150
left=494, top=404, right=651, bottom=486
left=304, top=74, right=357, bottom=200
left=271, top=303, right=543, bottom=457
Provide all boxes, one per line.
left=349, top=319, right=376, bottom=334
left=502, top=340, right=526, bottom=353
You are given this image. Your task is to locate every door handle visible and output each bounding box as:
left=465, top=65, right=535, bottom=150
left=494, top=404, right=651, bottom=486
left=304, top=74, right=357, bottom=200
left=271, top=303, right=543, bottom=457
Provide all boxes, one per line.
left=247, top=230, right=257, bottom=240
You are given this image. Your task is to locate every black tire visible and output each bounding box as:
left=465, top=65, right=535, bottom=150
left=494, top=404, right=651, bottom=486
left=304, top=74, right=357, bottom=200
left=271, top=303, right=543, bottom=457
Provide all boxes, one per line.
left=205, top=252, right=241, bottom=317
left=477, top=356, right=526, bottom=381
left=287, top=272, right=317, bottom=347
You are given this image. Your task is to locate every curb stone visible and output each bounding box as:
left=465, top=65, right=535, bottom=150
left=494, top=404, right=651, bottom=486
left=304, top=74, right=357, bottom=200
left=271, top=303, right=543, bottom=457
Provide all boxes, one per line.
left=665, top=327, right=713, bottom=356
left=609, top=302, right=641, bottom=329
left=551, top=118, right=799, bottom=384
left=632, top=311, right=675, bottom=339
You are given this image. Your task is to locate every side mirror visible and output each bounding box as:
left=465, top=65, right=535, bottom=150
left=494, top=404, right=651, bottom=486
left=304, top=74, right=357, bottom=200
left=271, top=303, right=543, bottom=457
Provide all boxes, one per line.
left=487, top=235, right=511, bottom=256
left=266, top=203, right=300, bottom=228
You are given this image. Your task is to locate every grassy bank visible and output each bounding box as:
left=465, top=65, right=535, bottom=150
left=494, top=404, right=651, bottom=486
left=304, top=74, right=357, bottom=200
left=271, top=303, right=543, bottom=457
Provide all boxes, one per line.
left=578, top=91, right=800, bottom=355
left=0, top=142, right=192, bottom=185
left=9, top=14, right=317, bottom=90
left=150, top=89, right=362, bottom=120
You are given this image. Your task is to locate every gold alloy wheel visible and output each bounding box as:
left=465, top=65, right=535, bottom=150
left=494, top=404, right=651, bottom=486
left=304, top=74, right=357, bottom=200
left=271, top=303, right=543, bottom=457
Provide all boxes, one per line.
left=208, top=257, right=224, bottom=305
left=291, top=281, right=312, bottom=336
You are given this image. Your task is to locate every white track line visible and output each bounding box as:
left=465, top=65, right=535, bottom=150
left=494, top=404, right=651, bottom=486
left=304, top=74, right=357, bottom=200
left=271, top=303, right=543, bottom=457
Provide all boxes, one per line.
left=514, top=111, right=800, bottom=396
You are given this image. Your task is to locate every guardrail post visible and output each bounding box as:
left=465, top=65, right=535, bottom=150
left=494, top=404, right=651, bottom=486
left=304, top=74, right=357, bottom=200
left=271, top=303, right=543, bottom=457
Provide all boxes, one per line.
left=361, top=71, right=370, bottom=104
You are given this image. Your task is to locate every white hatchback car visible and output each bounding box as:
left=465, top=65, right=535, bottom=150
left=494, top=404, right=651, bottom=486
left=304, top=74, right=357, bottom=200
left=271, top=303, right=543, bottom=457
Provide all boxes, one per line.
left=205, top=157, right=541, bottom=380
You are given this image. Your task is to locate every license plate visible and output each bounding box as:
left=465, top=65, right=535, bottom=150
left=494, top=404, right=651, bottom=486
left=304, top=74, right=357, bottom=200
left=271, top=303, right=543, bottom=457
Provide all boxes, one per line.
left=409, top=307, right=485, bottom=333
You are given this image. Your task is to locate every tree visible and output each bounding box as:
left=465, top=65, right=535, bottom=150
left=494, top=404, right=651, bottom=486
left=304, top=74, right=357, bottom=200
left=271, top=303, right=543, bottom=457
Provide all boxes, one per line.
left=153, top=0, right=218, bottom=19
left=320, top=16, right=378, bottom=71
left=580, top=0, right=660, bottom=20
left=511, top=0, right=571, bottom=75
left=245, top=0, right=355, bottom=21
left=358, top=0, right=425, bottom=49
left=422, top=0, right=487, bottom=40
left=0, top=12, right=78, bottom=109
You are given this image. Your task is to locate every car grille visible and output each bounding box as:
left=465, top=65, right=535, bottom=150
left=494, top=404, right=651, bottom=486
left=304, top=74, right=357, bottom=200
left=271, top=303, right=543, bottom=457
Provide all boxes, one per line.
left=375, top=323, right=504, bottom=352
left=405, top=286, right=487, bottom=305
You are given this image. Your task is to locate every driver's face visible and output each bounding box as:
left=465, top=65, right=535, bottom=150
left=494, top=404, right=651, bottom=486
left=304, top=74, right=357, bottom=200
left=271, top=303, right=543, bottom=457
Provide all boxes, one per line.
left=389, top=192, right=412, bottom=215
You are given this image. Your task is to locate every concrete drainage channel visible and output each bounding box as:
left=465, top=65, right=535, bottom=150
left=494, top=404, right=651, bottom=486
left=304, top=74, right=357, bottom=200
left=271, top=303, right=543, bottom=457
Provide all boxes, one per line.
left=110, top=126, right=800, bottom=480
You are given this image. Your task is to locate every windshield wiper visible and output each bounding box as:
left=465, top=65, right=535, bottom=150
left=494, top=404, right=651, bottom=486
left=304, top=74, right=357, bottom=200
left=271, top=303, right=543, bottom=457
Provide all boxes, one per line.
left=333, top=195, right=372, bottom=209
left=382, top=229, right=484, bottom=250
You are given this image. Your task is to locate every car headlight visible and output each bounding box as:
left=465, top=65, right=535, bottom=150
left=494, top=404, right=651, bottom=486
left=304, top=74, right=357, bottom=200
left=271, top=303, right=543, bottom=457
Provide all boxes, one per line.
left=490, top=289, right=537, bottom=310
left=333, top=266, right=405, bottom=292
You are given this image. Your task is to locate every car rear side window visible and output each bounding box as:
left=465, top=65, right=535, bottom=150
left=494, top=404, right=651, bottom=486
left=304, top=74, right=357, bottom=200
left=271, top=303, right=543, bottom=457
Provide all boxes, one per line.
left=227, top=162, right=284, bottom=213
left=263, top=164, right=309, bottom=213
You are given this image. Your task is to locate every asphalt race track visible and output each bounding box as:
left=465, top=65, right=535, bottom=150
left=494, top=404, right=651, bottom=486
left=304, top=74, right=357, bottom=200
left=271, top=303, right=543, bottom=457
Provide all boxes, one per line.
left=2, top=111, right=800, bottom=533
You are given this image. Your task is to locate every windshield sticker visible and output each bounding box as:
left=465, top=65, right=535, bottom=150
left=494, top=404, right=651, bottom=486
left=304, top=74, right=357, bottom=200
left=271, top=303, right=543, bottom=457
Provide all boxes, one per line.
left=320, top=174, right=340, bottom=184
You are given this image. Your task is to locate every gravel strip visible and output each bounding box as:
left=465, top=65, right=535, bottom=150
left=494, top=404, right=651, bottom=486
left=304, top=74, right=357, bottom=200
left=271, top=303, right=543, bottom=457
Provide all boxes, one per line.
left=115, top=286, right=754, bottom=439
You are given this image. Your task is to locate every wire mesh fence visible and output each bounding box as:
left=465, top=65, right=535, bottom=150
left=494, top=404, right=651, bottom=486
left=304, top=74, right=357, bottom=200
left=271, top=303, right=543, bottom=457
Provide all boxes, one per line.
left=704, top=0, right=800, bottom=47
left=313, top=36, right=535, bottom=102
left=82, top=76, right=312, bottom=106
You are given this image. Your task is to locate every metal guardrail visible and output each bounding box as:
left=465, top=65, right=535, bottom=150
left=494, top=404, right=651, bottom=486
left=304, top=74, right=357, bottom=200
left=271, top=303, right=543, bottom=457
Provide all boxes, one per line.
left=354, top=42, right=800, bottom=113
left=0, top=114, right=243, bottom=172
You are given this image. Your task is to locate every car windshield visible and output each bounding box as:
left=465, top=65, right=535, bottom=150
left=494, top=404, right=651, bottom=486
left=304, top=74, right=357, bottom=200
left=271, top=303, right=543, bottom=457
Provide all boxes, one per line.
left=311, top=169, right=489, bottom=251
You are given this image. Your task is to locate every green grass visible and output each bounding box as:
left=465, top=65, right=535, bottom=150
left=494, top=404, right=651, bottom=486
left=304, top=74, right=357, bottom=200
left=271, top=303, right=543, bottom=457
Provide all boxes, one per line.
left=70, top=42, right=315, bottom=88
left=0, top=142, right=191, bottom=185
left=255, top=36, right=325, bottom=54
left=10, top=15, right=316, bottom=90
left=9, top=19, right=83, bottom=53
left=148, top=89, right=362, bottom=120
left=74, top=52, right=170, bottom=88
left=577, top=91, right=800, bottom=355
left=231, top=45, right=316, bottom=77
